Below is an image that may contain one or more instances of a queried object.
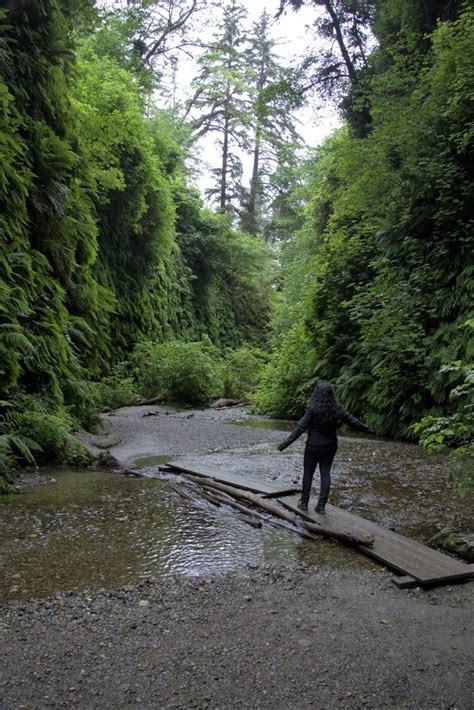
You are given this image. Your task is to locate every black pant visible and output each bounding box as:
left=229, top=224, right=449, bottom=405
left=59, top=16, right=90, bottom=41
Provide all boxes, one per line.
left=301, top=443, right=337, bottom=506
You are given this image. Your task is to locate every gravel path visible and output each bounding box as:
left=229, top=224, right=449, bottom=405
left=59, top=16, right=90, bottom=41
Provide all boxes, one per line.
left=2, top=405, right=473, bottom=708
left=1, top=566, right=472, bottom=709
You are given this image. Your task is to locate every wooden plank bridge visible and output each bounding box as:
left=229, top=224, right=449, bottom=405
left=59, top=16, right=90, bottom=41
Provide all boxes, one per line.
left=165, top=460, right=474, bottom=588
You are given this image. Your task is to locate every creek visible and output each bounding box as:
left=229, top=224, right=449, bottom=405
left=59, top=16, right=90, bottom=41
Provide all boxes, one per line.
left=1, top=409, right=471, bottom=602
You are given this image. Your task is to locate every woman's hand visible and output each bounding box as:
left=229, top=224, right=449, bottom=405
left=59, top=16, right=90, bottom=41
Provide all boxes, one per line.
left=277, top=440, right=288, bottom=451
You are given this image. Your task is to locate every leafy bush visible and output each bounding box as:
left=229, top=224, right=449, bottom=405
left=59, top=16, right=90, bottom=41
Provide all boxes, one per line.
left=222, top=345, right=268, bottom=399
left=412, top=324, right=474, bottom=497
left=17, top=411, right=93, bottom=466
left=0, top=424, right=41, bottom=493
left=0, top=395, right=93, bottom=479
left=132, top=339, right=223, bottom=405
left=252, top=320, right=317, bottom=417
left=96, top=363, right=138, bottom=410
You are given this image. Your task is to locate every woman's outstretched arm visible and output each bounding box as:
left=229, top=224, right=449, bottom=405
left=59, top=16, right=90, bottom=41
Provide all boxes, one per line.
left=277, top=408, right=314, bottom=451
left=339, top=408, right=374, bottom=434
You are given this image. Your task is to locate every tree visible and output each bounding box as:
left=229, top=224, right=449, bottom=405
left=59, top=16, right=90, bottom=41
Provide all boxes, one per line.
left=80, top=0, right=204, bottom=93
left=278, top=0, right=375, bottom=134
left=239, top=10, right=302, bottom=236
left=255, top=5, right=474, bottom=439
left=185, top=0, right=252, bottom=213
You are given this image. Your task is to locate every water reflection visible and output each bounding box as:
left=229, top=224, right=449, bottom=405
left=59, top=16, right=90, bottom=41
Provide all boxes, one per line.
left=229, top=418, right=293, bottom=432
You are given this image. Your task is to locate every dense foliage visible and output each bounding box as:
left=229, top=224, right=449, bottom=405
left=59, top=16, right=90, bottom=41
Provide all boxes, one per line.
left=0, top=0, right=272, bottom=479
left=255, top=4, right=473, bottom=455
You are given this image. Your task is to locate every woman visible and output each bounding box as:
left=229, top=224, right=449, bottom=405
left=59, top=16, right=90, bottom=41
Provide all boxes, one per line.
left=277, top=382, right=374, bottom=513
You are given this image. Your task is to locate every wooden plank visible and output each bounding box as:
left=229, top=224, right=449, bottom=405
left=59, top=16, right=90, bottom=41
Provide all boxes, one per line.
left=280, top=495, right=474, bottom=586
left=166, top=460, right=300, bottom=497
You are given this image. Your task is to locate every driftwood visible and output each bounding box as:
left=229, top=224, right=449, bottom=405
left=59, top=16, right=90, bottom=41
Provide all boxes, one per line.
left=136, top=394, right=166, bottom=406
left=180, top=473, right=374, bottom=547
left=193, top=486, right=318, bottom=540
left=199, top=489, right=222, bottom=507
left=204, top=488, right=262, bottom=519
left=209, top=398, right=247, bottom=409
left=299, top=518, right=373, bottom=546
left=238, top=515, right=262, bottom=529
left=168, top=482, right=198, bottom=501
left=94, top=451, right=145, bottom=478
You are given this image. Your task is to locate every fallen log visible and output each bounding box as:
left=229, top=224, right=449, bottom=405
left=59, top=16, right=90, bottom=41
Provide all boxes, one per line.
left=238, top=515, right=262, bottom=529
left=168, top=482, right=198, bottom=502
left=199, top=489, right=222, bottom=507
left=135, top=394, right=166, bottom=406
left=179, top=472, right=373, bottom=547
left=204, top=488, right=263, bottom=520
left=187, top=485, right=320, bottom=542
left=183, top=473, right=296, bottom=520
left=209, top=398, right=247, bottom=409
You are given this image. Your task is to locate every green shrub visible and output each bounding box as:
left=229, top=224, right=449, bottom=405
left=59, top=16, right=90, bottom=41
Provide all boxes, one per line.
left=0, top=426, right=41, bottom=493
left=132, top=339, right=223, bottom=405
left=1, top=395, right=93, bottom=472
left=412, top=326, right=474, bottom=497
left=222, top=346, right=268, bottom=398
left=252, top=320, right=317, bottom=417
left=96, top=363, right=138, bottom=410
left=17, top=411, right=93, bottom=466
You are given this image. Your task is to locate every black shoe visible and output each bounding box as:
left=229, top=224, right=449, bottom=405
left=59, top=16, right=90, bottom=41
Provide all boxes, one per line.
left=297, top=499, right=308, bottom=512
left=315, top=503, right=326, bottom=514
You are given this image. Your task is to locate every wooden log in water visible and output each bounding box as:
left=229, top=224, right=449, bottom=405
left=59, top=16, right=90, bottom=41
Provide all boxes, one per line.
left=192, top=486, right=321, bottom=542
left=181, top=473, right=373, bottom=547
left=237, top=515, right=263, bottom=529
left=300, top=519, right=374, bottom=547
left=205, top=489, right=263, bottom=520
left=168, top=482, right=200, bottom=502
left=199, top=489, right=221, bottom=507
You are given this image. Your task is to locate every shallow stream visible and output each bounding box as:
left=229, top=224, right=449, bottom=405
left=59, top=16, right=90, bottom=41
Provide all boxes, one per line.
left=1, top=411, right=471, bottom=602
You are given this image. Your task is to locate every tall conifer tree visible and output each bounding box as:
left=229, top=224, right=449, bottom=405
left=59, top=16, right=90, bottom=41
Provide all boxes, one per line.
left=186, top=0, right=251, bottom=212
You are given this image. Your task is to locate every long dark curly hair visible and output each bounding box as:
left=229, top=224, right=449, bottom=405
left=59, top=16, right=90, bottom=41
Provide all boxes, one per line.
left=308, top=382, right=342, bottom=423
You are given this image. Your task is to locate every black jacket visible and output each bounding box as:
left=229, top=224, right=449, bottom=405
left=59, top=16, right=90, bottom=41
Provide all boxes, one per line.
left=278, top=407, right=373, bottom=450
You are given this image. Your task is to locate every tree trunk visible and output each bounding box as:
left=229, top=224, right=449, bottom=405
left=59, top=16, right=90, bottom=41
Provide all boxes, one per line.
left=220, top=96, right=231, bottom=210
left=246, top=124, right=261, bottom=233
left=323, top=0, right=358, bottom=85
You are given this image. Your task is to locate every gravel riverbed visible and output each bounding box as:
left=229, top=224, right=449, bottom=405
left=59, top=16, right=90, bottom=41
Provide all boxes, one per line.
left=1, top=566, right=473, bottom=709
left=1, top=405, right=473, bottom=708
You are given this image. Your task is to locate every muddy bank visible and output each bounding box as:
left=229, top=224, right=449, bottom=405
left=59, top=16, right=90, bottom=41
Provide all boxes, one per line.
left=1, top=566, right=473, bottom=709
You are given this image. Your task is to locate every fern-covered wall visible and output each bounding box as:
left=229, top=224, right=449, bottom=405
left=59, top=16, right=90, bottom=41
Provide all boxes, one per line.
left=0, top=0, right=272, bottom=473
left=0, top=1, right=103, bottom=411
left=254, top=6, right=473, bottom=440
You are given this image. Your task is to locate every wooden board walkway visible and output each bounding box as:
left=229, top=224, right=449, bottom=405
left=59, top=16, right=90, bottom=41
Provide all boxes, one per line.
left=165, top=460, right=300, bottom=498
left=281, top=495, right=474, bottom=587
left=165, top=461, right=474, bottom=587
